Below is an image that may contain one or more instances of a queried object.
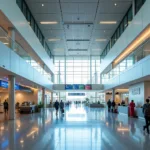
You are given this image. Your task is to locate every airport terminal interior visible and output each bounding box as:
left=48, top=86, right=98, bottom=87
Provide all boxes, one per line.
left=0, top=0, right=150, bottom=149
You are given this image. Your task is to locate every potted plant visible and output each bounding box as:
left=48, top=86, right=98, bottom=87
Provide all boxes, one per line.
left=38, top=102, right=44, bottom=112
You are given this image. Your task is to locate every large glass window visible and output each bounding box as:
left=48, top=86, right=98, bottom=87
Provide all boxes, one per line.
left=54, top=56, right=101, bottom=84
left=135, top=0, right=146, bottom=14
left=100, top=4, right=142, bottom=60
left=16, top=0, right=54, bottom=61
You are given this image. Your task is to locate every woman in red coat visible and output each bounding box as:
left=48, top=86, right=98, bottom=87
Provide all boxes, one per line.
left=129, top=100, right=135, bottom=117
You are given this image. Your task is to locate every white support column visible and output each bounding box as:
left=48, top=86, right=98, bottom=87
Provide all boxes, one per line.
left=51, top=92, right=53, bottom=107
left=8, top=75, right=15, bottom=120
left=8, top=27, right=15, bottom=50
left=64, top=56, right=66, bottom=84
left=112, top=89, right=115, bottom=101
left=90, top=56, right=92, bottom=84
left=42, top=88, right=46, bottom=108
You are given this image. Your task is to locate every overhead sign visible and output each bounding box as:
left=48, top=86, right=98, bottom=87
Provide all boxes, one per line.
left=0, top=80, right=19, bottom=90
left=68, top=93, right=85, bottom=96
left=0, top=80, right=32, bottom=92
left=65, top=84, right=91, bottom=90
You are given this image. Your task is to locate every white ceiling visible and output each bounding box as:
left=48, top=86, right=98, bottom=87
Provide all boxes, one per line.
left=25, top=0, right=132, bottom=56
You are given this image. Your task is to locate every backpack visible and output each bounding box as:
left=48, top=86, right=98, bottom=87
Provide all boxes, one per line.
left=144, top=104, right=150, bottom=116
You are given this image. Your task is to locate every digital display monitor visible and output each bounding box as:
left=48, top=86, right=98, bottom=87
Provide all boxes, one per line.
left=68, top=93, right=85, bottom=96
left=65, top=84, right=92, bottom=90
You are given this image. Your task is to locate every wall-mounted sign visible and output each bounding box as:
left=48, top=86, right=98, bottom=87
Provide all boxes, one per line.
left=65, top=84, right=91, bottom=90
left=0, top=80, right=32, bottom=92
left=132, top=87, right=140, bottom=95
left=68, top=93, right=85, bottom=96
left=0, top=80, right=19, bottom=90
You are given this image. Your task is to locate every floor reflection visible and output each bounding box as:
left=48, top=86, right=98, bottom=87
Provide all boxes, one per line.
left=0, top=105, right=150, bottom=150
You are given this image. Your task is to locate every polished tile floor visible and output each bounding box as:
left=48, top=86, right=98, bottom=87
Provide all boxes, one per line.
left=0, top=104, right=150, bottom=150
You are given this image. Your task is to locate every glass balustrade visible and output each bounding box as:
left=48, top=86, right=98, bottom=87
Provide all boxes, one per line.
left=0, top=27, right=51, bottom=81
left=102, top=39, right=150, bottom=83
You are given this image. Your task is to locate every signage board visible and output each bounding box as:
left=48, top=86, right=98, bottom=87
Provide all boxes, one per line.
left=68, top=93, right=85, bottom=96
left=65, top=84, right=91, bottom=90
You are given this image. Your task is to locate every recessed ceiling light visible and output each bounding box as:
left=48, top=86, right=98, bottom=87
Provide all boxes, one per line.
left=95, top=39, right=107, bottom=42
left=40, top=21, right=58, bottom=25
left=114, top=3, right=117, bottom=6
left=48, top=38, right=61, bottom=42
left=100, top=21, right=117, bottom=24
left=42, top=4, right=44, bottom=7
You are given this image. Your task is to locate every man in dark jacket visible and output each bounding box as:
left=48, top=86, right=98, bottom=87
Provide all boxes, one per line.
left=143, top=99, right=150, bottom=134
left=107, top=99, right=111, bottom=112
left=3, top=100, right=8, bottom=115
left=60, top=100, right=64, bottom=114
left=112, top=100, right=116, bottom=113
left=54, top=100, right=59, bottom=116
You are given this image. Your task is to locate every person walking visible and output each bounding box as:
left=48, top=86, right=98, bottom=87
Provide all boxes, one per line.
left=143, top=99, right=150, bottom=134
left=107, top=99, right=112, bottom=112
left=3, top=100, right=8, bottom=115
left=112, top=100, right=116, bottom=113
left=129, top=100, right=135, bottom=117
left=60, top=100, right=64, bottom=114
left=54, top=100, right=59, bottom=116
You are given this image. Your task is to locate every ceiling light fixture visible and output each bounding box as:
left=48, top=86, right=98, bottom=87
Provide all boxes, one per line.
left=95, top=39, right=107, bottom=42
left=100, top=21, right=117, bottom=24
left=48, top=38, right=61, bottom=42
left=40, top=21, right=58, bottom=25
left=114, top=3, right=117, bottom=6
left=42, top=4, right=44, bottom=7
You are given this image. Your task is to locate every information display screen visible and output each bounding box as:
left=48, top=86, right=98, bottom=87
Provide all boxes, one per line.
left=68, top=93, right=85, bottom=96
left=85, top=84, right=92, bottom=90
left=65, top=84, right=91, bottom=90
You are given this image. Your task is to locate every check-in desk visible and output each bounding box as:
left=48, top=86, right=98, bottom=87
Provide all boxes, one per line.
left=118, top=106, right=128, bottom=115
left=135, top=107, right=144, bottom=118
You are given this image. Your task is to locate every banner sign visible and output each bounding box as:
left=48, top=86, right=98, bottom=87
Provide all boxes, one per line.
left=65, top=84, right=91, bottom=90
left=0, top=80, right=31, bottom=92
left=0, top=80, right=19, bottom=90
left=68, top=93, right=85, bottom=96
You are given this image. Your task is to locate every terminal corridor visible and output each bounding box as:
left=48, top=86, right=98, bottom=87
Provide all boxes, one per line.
left=0, top=106, right=149, bottom=150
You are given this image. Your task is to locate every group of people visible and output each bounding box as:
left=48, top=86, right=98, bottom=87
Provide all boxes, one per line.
left=54, top=100, right=65, bottom=116
left=107, top=99, right=150, bottom=134
left=107, top=100, right=118, bottom=113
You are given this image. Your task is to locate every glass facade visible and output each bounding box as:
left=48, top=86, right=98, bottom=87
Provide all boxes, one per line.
left=100, top=6, right=133, bottom=60
left=54, top=56, right=101, bottom=84
left=102, top=39, right=150, bottom=83
left=101, top=0, right=146, bottom=60
left=135, top=0, right=146, bottom=14
left=16, top=0, right=54, bottom=62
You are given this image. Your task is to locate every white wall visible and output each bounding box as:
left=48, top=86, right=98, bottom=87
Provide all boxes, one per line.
left=0, top=42, right=53, bottom=90
left=100, top=0, right=150, bottom=74
left=0, top=0, right=54, bottom=74
left=129, top=82, right=144, bottom=107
